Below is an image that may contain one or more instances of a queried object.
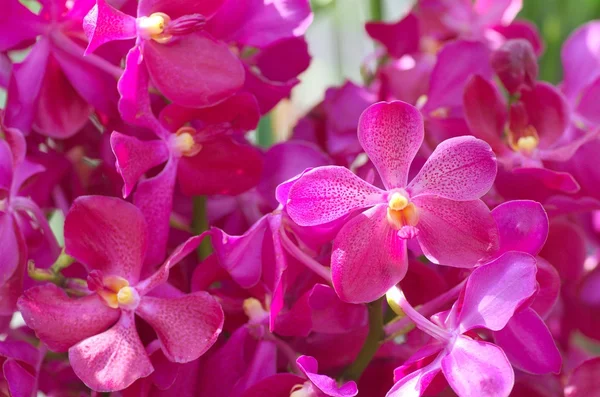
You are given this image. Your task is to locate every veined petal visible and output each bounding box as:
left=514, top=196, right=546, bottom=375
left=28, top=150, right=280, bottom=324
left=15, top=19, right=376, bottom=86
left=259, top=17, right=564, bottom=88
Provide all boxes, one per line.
left=491, top=200, right=548, bottom=256
left=83, top=0, right=137, bottom=54
left=143, top=33, right=244, bottom=108
left=494, top=308, right=562, bottom=374
left=64, top=196, right=148, bottom=283
left=358, top=101, right=424, bottom=189
left=136, top=293, right=224, bottom=363
left=18, top=284, right=120, bottom=352
left=332, top=205, right=408, bottom=303
left=110, top=132, right=170, bottom=198
left=69, top=311, right=153, bottom=392
left=442, top=336, right=514, bottom=397
left=408, top=136, right=497, bottom=201
left=287, top=166, right=385, bottom=227
left=413, top=197, right=499, bottom=268
left=457, top=251, right=537, bottom=333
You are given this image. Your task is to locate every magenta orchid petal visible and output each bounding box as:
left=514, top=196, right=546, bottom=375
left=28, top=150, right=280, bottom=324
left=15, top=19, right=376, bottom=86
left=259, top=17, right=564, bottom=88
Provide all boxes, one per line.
left=64, top=196, right=147, bottom=282
left=531, top=257, right=560, bottom=318
left=491, top=200, right=548, bottom=256
left=242, top=373, right=306, bottom=397
left=308, top=284, right=368, bottom=334
left=142, top=33, right=244, bottom=108
left=494, top=308, right=562, bottom=375
left=0, top=139, right=14, bottom=194
left=561, top=21, right=600, bottom=101
left=565, top=357, right=600, bottom=397
left=408, top=136, right=497, bottom=200
left=3, top=359, right=36, bottom=397
left=18, top=283, right=120, bottom=352
left=135, top=293, right=223, bottom=363
left=0, top=214, right=19, bottom=286
left=412, top=196, right=499, bottom=268
left=110, top=131, right=170, bottom=197
left=537, top=128, right=600, bottom=162
left=512, top=167, right=580, bottom=194
left=365, top=13, right=419, bottom=59
left=83, top=0, right=137, bottom=54
left=133, top=156, right=178, bottom=266
left=387, top=354, right=443, bottom=397
left=442, top=336, right=514, bottom=397
left=0, top=0, right=43, bottom=52
left=457, top=251, right=537, bottom=333
left=69, top=311, right=153, bottom=392
left=519, top=83, right=569, bottom=149
left=358, top=101, right=424, bottom=189
left=332, top=205, right=408, bottom=303
left=287, top=166, right=385, bottom=226
left=139, top=0, right=225, bottom=19
left=297, top=355, right=358, bottom=397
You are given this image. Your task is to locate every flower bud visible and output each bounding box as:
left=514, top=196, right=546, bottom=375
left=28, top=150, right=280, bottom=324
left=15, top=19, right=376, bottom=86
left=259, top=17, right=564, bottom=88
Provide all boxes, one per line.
left=491, top=39, right=538, bottom=94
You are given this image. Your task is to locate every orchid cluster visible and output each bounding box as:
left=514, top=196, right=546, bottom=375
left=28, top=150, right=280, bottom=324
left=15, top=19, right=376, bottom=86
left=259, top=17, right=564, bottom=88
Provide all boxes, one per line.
left=1, top=0, right=600, bottom=396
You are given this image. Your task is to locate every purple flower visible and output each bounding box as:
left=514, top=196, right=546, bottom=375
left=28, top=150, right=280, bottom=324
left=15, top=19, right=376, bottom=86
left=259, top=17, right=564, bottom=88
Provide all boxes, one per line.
left=286, top=101, right=498, bottom=303
left=18, top=196, right=224, bottom=391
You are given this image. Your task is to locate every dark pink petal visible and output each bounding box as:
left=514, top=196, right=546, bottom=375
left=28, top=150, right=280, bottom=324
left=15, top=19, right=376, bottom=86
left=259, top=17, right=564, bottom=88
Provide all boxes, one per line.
left=64, top=196, right=148, bottom=282
left=576, top=77, right=600, bottom=126
left=358, top=101, right=424, bottom=189
left=425, top=40, right=493, bottom=112
left=0, top=140, right=12, bottom=194
left=540, top=220, right=587, bottom=283
left=118, top=46, right=166, bottom=136
left=0, top=222, right=26, bottom=316
left=143, top=33, right=244, bottom=108
left=297, top=356, right=358, bottom=397
left=3, top=359, right=36, bottom=397
left=18, top=283, right=120, bottom=352
left=519, top=83, right=569, bottom=149
left=463, top=75, right=507, bottom=153
left=493, top=20, right=544, bottom=56
left=135, top=293, right=223, bottom=363
left=512, top=167, right=579, bottom=194
left=387, top=354, right=443, bottom=397
left=287, top=166, right=385, bottom=227
left=308, top=284, right=368, bottom=334
left=242, top=373, right=305, bottom=397
left=490, top=39, right=538, bottom=94
left=491, top=200, right=548, bottom=256
left=561, top=21, right=600, bottom=101
left=255, top=37, right=310, bottom=83
left=365, top=13, right=419, bottom=59
left=494, top=308, right=561, bottom=374
left=135, top=234, right=204, bottom=295
left=408, top=136, right=497, bottom=200
left=0, top=340, right=38, bottom=367
left=110, top=132, right=170, bottom=197
left=0, top=213, right=19, bottom=286
left=332, top=205, right=408, bottom=303
left=442, top=336, right=514, bottom=397
left=538, top=128, right=600, bottom=162
left=69, top=311, right=153, bottom=392
left=177, top=138, right=263, bottom=196
left=531, top=257, right=560, bottom=319
left=139, top=0, right=225, bottom=19
left=133, top=156, right=178, bottom=266
left=83, top=0, right=137, bottom=54
left=412, top=196, right=499, bottom=268
left=565, top=357, right=600, bottom=397
left=0, top=0, right=43, bottom=52
left=243, top=65, right=297, bottom=114
left=457, top=251, right=537, bottom=333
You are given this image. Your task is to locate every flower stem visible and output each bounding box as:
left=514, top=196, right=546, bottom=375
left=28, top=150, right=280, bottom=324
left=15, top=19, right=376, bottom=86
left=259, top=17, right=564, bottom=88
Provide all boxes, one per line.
left=192, top=196, right=212, bottom=260
left=343, top=297, right=384, bottom=381
left=370, top=0, right=383, bottom=21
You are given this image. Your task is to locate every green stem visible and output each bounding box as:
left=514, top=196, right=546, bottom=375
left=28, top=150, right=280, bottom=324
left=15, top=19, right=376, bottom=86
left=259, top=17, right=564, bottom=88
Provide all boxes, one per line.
left=257, top=113, right=274, bottom=148
left=370, top=0, right=383, bottom=21
left=192, top=196, right=212, bottom=260
left=343, top=297, right=384, bottom=381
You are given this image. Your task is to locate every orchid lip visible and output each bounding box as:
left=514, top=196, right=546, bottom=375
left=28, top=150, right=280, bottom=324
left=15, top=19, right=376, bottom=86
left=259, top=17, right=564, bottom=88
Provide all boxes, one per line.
left=386, top=190, right=419, bottom=230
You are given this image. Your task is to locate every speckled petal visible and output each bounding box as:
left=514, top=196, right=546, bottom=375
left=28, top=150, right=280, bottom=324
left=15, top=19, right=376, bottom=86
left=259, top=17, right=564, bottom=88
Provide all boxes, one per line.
left=83, top=0, right=137, bottom=54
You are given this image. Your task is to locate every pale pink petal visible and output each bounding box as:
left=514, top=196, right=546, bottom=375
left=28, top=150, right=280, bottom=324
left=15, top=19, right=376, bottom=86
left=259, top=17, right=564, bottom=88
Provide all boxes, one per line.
left=18, top=284, right=120, bottom=352
left=69, top=311, right=153, bottom=392
left=133, top=157, right=178, bottom=266
left=412, top=196, right=499, bottom=268
left=386, top=354, right=443, bottom=397
left=332, top=205, right=408, bottom=303
left=358, top=101, right=424, bottom=189
left=135, top=293, right=223, bottom=363
left=442, top=336, right=514, bottom=397
left=297, top=355, right=358, bottom=397
left=287, top=166, right=385, bottom=227
left=561, top=21, right=600, bottom=102
left=110, top=132, right=170, bottom=197
left=474, top=0, right=521, bottom=26
left=64, top=196, right=148, bottom=283
left=494, top=308, right=562, bottom=374
left=491, top=200, right=548, bottom=256
left=143, top=33, right=244, bottom=108
left=457, top=251, right=537, bottom=333
left=408, top=136, right=497, bottom=200
left=83, top=0, right=137, bottom=54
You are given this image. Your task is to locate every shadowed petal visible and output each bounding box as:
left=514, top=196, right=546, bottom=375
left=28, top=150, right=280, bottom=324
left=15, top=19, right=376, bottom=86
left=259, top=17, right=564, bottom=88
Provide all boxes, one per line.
left=442, top=336, right=514, bottom=397
left=139, top=0, right=225, bottom=19
left=365, top=13, right=419, bottom=59
left=18, top=284, right=120, bottom=352
left=491, top=200, right=548, bottom=256
left=412, top=196, right=499, bottom=268
left=136, top=293, right=224, bottom=363
left=332, top=205, right=408, bottom=303
left=358, top=101, right=424, bottom=189
left=83, top=0, right=137, bottom=54
left=287, top=166, right=385, bottom=227
left=408, top=136, right=497, bottom=201
left=520, top=83, right=569, bottom=149
left=4, top=359, right=36, bottom=397
left=457, top=251, right=537, bottom=333
left=65, top=196, right=147, bottom=283
left=565, top=357, right=600, bottom=397
left=69, top=311, right=153, bottom=392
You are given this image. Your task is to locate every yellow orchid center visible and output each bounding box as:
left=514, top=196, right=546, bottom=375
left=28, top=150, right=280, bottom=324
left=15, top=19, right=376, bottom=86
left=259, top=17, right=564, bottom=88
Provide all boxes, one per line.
left=387, top=192, right=419, bottom=230
left=174, top=127, right=202, bottom=157
left=138, top=12, right=173, bottom=43
left=516, top=135, right=539, bottom=153
left=243, top=297, right=269, bottom=323
left=289, top=383, right=313, bottom=397
left=117, top=286, right=136, bottom=306
left=96, top=276, right=140, bottom=309
left=507, top=125, right=539, bottom=155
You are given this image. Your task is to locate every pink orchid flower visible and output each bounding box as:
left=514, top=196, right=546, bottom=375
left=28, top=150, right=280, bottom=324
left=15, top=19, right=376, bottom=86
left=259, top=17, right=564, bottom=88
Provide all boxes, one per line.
left=18, top=196, right=224, bottom=392
left=286, top=101, right=498, bottom=303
